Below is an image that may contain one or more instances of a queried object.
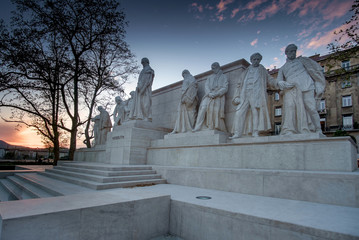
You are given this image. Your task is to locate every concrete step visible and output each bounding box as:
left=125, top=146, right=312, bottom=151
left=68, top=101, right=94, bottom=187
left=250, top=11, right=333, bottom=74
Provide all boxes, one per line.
left=0, top=179, right=33, bottom=200
left=0, top=182, right=15, bottom=201
left=46, top=168, right=162, bottom=183
left=39, top=171, right=166, bottom=190
left=15, top=173, right=92, bottom=196
left=55, top=165, right=157, bottom=177
left=7, top=175, right=55, bottom=199
left=58, top=162, right=152, bottom=171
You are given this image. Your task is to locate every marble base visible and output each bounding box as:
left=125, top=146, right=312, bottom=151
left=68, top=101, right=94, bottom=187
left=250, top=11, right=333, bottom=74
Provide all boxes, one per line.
left=75, top=120, right=170, bottom=165
left=148, top=135, right=357, bottom=172
left=152, top=129, right=229, bottom=147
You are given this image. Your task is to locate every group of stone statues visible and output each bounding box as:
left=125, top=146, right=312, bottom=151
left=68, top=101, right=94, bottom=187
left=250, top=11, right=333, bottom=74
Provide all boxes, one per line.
left=92, top=57, right=155, bottom=146
left=92, top=44, right=326, bottom=146
left=171, top=43, right=325, bottom=139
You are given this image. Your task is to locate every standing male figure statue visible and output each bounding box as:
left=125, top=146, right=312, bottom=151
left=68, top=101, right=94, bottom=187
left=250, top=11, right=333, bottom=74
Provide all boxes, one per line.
left=113, top=96, right=126, bottom=127
left=277, top=44, right=325, bottom=135
left=126, top=91, right=136, bottom=121
left=132, top=57, right=155, bottom=121
left=193, top=62, right=228, bottom=132
left=230, top=53, right=275, bottom=139
left=95, top=106, right=112, bottom=145
left=170, top=69, right=198, bottom=134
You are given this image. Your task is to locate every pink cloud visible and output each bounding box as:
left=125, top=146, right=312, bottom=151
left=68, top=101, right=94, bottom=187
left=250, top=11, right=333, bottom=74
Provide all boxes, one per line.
left=217, top=14, right=225, bottom=22
left=250, top=38, right=258, bottom=46
left=256, top=2, right=279, bottom=20
left=237, top=15, right=246, bottom=22
left=216, top=0, right=235, bottom=14
left=191, top=2, right=204, bottom=13
left=305, top=24, right=351, bottom=49
left=244, top=0, right=268, bottom=10
left=287, top=0, right=305, bottom=13
left=322, top=0, right=352, bottom=21
left=248, top=11, right=255, bottom=19
left=299, top=0, right=322, bottom=16
left=231, top=8, right=240, bottom=18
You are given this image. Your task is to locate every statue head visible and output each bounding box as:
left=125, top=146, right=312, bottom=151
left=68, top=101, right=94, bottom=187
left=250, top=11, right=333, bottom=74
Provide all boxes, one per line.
left=250, top=53, right=262, bottom=67
left=211, top=62, right=221, bottom=74
left=115, top=96, right=122, bottom=104
left=129, top=91, right=135, bottom=98
left=97, top=106, right=104, bottom=112
left=285, top=44, right=297, bottom=60
left=141, top=57, right=149, bottom=67
left=182, top=69, right=190, bottom=78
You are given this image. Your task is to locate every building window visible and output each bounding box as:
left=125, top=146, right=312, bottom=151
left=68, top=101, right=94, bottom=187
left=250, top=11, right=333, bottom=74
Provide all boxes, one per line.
left=343, top=115, right=353, bottom=130
left=319, top=99, right=326, bottom=112
left=321, top=65, right=325, bottom=73
left=274, top=92, right=280, bottom=101
left=275, top=107, right=282, bottom=116
left=341, top=79, right=352, bottom=88
left=342, top=60, right=350, bottom=70
left=342, top=95, right=352, bottom=107
left=274, top=123, right=281, bottom=135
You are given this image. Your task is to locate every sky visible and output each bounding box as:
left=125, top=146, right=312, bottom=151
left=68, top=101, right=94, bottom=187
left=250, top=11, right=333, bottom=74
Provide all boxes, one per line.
left=0, top=0, right=355, bottom=148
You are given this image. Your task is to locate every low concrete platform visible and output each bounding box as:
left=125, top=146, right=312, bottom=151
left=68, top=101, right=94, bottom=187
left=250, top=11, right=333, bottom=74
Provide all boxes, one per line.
left=151, top=165, right=359, bottom=207
left=0, top=190, right=170, bottom=240
left=1, top=184, right=358, bottom=240
left=116, top=184, right=359, bottom=240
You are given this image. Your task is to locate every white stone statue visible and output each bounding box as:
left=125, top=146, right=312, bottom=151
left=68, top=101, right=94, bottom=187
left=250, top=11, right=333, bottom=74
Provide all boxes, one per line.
left=125, top=91, right=135, bottom=121
left=91, top=115, right=100, bottom=147
left=230, top=53, right=275, bottom=139
left=170, top=70, right=198, bottom=134
left=94, top=106, right=112, bottom=145
left=132, top=58, right=155, bottom=121
left=277, top=44, right=326, bottom=135
left=113, top=96, right=126, bottom=126
left=193, top=62, right=228, bottom=132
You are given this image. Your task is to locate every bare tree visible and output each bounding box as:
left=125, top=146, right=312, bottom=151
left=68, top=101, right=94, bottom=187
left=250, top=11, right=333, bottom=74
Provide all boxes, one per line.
left=0, top=19, right=68, bottom=165
left=0, top=0, right=138, bottom=160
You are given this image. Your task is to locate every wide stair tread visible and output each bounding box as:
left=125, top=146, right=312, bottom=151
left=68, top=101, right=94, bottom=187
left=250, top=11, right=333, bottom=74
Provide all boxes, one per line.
left=0, top=183, right=13, bottom=201
left=0, top=179, right=33, bottom=200
left=7, top=175, right=54, bottom=199
left=16, top=173, right=92, bottom=196
left=47, top=168, right=162, bottom=183
left=54, top=166, right=157, bottom=177
left=58, top=162, right=152, bottom=171
left=40, top=171, right=166, bottom=190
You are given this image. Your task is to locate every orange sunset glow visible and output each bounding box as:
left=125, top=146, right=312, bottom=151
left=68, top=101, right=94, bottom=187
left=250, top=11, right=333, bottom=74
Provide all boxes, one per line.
left=0, top=122, right=45, bottom=148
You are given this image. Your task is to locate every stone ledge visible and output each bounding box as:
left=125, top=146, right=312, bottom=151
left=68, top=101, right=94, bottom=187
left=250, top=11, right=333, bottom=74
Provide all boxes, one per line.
left=148, top=136, right=357, bottom=172
left=151, top=166, right=359, bottom=207
left=0, top=191, right=170, bottom=240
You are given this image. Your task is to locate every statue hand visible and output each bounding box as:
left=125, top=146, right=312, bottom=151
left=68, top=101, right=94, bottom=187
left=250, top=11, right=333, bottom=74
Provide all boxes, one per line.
left=232, top=97, right=240, bottom=105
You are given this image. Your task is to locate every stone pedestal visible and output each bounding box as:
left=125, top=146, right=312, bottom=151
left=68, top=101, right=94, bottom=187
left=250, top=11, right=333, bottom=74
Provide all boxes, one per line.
left=75, top=120, right=170, bottom=165
left=106, top=120, right=169, bottom=165
left=151, top=129, right=229, bottom=147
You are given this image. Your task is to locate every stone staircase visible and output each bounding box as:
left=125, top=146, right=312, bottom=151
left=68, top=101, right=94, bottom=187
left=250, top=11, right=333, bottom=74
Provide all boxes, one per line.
left=0, top=162, right=167, bottom=202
